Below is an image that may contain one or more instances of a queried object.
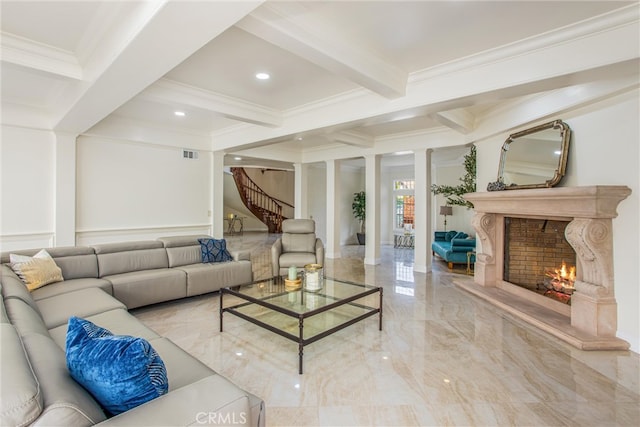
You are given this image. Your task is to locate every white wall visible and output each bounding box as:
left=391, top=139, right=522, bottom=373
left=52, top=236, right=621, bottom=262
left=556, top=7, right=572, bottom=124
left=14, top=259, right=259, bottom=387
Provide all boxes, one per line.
left=475, top=89, right=640, bottom=352
left=0, top=126, right=56, bottom=250
left=564, top=90, right=639, bottom=352
left=76, top=136, right=213, bottom=244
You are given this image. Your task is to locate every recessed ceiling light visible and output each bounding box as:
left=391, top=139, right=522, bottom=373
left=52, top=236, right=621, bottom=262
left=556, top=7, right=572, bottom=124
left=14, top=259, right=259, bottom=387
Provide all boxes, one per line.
left=296, top=137, right=303, bottom=141
left=174, top=111, right=185, bottom=117
left=255, top=72, right=270, bottom=80
left=234, top=157, right=242, bottom=161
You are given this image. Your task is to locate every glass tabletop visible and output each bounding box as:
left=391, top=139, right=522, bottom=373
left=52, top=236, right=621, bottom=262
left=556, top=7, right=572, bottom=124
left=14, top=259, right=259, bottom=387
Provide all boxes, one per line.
left=224, top=276, right=380, bottom=317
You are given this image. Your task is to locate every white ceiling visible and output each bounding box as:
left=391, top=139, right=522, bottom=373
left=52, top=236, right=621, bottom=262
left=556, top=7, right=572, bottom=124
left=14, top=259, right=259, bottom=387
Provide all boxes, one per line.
left=1, top=1, right=637, bottom=167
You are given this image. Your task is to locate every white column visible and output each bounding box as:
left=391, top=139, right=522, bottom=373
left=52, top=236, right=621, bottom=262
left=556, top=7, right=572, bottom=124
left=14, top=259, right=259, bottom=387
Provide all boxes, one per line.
left=364, top=154, right=380, bottom=265
left=294, top=163, right=308, bottom=219
left=325, top=159, right=341, bottom=259
left=54, top=132, right=77, bottom=246
left=414, top=149, right=430, bottom=272
left=426, top=149, right=433, bottom=271
left=212, top=151, right=225, bottom=238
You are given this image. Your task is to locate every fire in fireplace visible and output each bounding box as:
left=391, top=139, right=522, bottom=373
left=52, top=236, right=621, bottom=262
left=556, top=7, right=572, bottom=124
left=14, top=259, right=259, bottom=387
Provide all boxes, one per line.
left=542, top=261, right=576, bottom=304
left=503, top=217, right=577, bottom=305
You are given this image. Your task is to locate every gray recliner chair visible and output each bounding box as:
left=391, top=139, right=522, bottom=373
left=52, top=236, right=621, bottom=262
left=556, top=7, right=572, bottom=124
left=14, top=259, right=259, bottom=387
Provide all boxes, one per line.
left=271, top=219, right=325, bottom=277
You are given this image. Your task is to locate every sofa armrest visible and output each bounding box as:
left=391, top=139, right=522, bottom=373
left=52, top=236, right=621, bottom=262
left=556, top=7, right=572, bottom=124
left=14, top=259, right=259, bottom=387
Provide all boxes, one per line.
left=451, top=238, right=476, bottom=251
left=315, top=238, right=325, bottom=267
left=271, top=238, right=282, bottom=277
left=434, top=231, right=448, bottom=242
left=96, top=376, right=254, bottom=427
left=231, top=250, right=251, bottom=262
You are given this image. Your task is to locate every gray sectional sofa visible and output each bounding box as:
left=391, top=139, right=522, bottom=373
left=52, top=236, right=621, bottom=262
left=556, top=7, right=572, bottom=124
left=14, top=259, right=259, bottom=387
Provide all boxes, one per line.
left=0, top=235, right=264, bottom=427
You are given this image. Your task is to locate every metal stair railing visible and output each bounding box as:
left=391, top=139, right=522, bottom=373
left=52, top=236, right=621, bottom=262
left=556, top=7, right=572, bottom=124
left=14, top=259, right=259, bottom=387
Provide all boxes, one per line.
left=231, top=167, right=286, bottom=233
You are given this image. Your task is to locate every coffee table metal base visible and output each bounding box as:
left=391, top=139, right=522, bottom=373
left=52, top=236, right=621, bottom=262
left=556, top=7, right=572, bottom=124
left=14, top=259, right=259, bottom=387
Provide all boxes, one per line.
left=220, top=279, right=383, bottom=374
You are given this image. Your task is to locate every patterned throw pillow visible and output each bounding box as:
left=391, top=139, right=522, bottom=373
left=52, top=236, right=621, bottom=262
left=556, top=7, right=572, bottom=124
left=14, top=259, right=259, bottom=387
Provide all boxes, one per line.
left=65, top=317, right=168, bottom=416
left=198, top=238, right=233, bottom=263
left=9, top=249, right=64, bottom=291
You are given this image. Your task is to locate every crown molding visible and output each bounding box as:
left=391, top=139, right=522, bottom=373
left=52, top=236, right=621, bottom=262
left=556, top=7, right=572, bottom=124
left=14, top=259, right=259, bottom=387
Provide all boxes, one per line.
left=142, top=78, right=282, bottom=128
left=1, top=32, right=82, bottom=80
left=409, top=3, right=639, bottom=85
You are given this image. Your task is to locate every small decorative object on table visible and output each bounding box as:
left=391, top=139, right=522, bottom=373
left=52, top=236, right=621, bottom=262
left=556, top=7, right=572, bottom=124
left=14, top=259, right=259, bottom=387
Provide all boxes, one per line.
left=284, top=265, right=301, bottom=291
left=303, top=264, right=323, bottom=292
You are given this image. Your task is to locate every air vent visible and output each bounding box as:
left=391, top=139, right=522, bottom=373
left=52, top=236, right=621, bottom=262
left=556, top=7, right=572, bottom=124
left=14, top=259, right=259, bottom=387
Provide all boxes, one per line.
left=182, top=149, right=199, bottom=160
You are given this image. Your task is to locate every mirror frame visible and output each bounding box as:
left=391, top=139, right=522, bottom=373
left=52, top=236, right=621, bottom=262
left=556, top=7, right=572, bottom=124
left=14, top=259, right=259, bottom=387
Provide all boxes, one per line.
left=496, top=119, right=571, bottom=190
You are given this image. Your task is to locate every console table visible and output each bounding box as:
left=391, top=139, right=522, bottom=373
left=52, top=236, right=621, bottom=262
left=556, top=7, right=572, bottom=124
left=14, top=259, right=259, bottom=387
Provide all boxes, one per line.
left=224, top=216, right=244, bottom=234
left=394, top=233, right=414, bottom=248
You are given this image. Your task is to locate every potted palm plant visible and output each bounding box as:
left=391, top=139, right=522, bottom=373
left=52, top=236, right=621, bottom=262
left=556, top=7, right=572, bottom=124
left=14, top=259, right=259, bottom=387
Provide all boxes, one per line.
left=352, top=191, right=366, bottom=245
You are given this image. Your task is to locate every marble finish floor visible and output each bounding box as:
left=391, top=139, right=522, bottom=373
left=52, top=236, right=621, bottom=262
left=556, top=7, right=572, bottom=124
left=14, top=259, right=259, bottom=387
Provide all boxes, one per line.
left=132, top=232, right=639, bottom=426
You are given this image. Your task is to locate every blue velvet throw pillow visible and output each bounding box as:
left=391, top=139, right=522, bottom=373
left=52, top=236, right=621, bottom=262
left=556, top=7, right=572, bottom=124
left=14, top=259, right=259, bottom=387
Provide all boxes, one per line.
left=65, top=317, right=168, bottom=416
left=198, top=238, right=233, bottom=263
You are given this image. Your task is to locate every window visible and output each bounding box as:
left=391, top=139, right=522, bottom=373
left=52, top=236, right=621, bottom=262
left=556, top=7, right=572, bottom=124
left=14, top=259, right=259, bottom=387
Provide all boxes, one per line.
left=394, top=180, right=414, bottom=190
left=393, top=179, right=415, bottom=230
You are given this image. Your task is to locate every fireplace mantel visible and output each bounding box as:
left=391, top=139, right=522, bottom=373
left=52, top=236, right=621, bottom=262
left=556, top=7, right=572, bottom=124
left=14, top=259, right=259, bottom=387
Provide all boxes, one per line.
left=466, top=185, right=631, bottom=219
left=460, top=185, right=631, bottom=350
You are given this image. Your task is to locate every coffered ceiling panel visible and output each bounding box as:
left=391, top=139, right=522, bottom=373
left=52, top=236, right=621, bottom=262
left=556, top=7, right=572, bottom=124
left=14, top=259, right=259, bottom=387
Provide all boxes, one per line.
left=1, top=0, right=636, bottom=161
left=164, top=27, right=359, bottom=110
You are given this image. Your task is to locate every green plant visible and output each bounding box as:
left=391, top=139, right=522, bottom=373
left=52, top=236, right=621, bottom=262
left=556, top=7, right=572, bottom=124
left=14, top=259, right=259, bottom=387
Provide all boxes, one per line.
left=431, top=145, right=476, bottom=208
left=352, top=191, right=366, bottom=233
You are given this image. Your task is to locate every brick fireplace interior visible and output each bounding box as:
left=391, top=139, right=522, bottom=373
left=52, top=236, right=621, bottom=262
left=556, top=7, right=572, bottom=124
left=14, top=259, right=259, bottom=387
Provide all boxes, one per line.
left=504, top=218, right=576, bottom=305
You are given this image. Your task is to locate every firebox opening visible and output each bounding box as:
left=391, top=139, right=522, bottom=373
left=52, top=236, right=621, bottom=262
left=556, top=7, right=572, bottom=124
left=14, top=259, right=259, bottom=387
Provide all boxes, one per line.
left=503, top=217, right=577, bottom=305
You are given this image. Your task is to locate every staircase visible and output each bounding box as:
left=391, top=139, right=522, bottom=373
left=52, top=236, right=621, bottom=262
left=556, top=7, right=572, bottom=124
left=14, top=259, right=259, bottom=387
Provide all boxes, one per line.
left=231, top=167, right=289, bottom=233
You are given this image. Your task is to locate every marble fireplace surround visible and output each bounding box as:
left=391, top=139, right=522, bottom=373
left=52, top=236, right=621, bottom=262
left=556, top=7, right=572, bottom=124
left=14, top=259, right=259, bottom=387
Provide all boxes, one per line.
left=458, top=185, right=631, bottom=351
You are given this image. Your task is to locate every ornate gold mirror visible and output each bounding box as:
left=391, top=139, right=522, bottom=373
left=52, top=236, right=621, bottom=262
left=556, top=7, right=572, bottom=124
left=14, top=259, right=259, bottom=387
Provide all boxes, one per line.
left=489, top=119, right=571, bottom=191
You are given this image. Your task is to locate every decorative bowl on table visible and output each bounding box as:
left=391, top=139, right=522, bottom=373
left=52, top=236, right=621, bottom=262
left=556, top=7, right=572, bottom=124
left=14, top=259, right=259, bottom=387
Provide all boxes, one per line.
left=284, top=278, right=302, bottom=292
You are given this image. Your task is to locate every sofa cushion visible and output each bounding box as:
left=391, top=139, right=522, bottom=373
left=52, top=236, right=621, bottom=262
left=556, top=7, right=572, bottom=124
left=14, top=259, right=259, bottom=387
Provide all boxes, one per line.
left=164, top=245, right=201, bottom=268
left=282, top=219, right=315, bottom=233
left=94, top=376, right=252, bottom=427
left=281, top=233, right=316, bottom=254
left=445, top=230, right=457, bottom=242
left=9, top=249, right=64, bottom=291
left=0, top=289, right=8, bottom=324
left=1, top=265, right=43, bottom=317
left=22, top=331, right=107, bottom=426
left=93, top=241, right=168, bottom=277
left=0, top=324, right=43, bottom=427
left=31, top=277, right=113, bottom=301
left=4, top=298, right=50, bottom=337
left=176, top=260, right=253, bottom=297
left=49, top=308, right=159, bottom=350
left=146, top=337, right=214, bottom=391
left=51, top=253, right=99, bottom=280
left=158, top=235, right=211, bottom=249
left=198, top=238, right=233, bottom=263
left=106, top=269, right=186, bottom=309
left=66, top=317, right=168, bottom=416
left=279, top=252, right=318, bottom=269
left=36, top=287, right=126, bottom=330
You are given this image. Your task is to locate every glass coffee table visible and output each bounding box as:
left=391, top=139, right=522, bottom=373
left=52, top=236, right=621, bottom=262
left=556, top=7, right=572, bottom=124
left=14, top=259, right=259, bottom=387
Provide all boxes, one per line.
left=220, top=276, right=383, bottom=374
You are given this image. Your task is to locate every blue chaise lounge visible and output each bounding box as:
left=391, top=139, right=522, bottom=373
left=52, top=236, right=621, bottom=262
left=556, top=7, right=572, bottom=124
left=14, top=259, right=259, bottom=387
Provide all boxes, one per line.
left=432, top=231, right=476, bottom=269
